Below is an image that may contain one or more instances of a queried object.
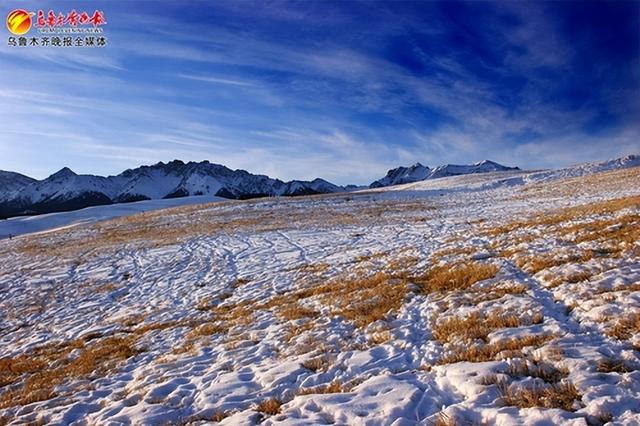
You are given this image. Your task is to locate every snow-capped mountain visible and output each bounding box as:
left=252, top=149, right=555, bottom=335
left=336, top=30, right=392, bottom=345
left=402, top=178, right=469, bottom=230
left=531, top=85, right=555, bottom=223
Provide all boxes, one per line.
left=523, top=154, right=640, bottom=183
left=370, top=160, right=519, bottom=188
left=0, top=170, right=37, bottom=194
left=0, top=160, right=346, bottom=219
left=369, top=163, right=432, bottom=188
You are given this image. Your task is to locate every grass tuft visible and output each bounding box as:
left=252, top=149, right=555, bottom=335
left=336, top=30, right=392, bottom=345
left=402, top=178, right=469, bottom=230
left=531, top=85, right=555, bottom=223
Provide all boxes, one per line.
left=255, top=398, right=283, bottom=415
left=499, top=380, right=581, bottom=411
left=413, top=262, right=499, bottom=293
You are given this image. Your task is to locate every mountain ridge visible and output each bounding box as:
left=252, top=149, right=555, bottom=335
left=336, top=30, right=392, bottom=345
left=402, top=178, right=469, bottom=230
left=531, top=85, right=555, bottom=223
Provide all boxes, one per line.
left=369, top=159, right=519, bottom=188
left=0, top=160, right=346, bottom=219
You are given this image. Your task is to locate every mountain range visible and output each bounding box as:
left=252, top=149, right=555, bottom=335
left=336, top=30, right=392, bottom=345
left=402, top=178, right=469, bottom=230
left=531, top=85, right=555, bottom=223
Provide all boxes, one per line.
left=0, top=159, right=518, bottom=219
left=369, top=160, right=519, bottom=188
left=0, top=160, right=348, bottom=219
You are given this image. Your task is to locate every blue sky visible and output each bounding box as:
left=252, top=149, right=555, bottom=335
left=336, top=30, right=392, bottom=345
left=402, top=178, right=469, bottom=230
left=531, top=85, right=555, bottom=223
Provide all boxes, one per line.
left=1, top=0, right=639, bottom=184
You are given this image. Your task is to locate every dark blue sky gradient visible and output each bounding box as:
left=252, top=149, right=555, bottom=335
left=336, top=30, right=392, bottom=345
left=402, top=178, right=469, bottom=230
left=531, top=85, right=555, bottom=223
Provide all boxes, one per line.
left=1, top=0, right=638, bottom=184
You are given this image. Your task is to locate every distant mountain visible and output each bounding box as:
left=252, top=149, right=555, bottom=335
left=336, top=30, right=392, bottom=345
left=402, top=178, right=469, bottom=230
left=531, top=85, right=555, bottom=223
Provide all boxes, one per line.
left=524, top=154, right=640, bottom=182
left=0, top=170, right=37, bottom=194
left=370, top=160, right=519, bottom=188
left=0, top=160, right=346, bottom=219
left=369, top=163, right=431, bottom=188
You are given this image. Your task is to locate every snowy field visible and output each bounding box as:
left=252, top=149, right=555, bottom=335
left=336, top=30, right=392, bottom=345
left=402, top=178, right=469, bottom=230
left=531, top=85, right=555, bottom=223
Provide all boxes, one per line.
left=0, top=195, right=226, bottom=240
left=0, top=157, right=639, bottom=425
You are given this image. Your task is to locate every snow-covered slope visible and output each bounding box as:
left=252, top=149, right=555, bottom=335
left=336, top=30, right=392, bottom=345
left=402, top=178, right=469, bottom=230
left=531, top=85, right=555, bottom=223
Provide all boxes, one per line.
left=0, top=170, right=37, bottom=198
left=427, top=159, right=519, bottom=179
left=0, top=160, right=347, bottom=219
left=370, top=160, right=518, bottom=188
left=369, top=163, right=431, bottom=188
left=523, top=154, right=640, bottom=183
left=0, top=195, right=226, bottom=239
left=1, top=155, right=638, bottom=425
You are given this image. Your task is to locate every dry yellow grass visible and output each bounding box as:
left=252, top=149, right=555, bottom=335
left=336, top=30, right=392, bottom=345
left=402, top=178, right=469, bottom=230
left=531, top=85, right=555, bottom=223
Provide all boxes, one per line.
left=597, top=358, right=631, bottom=373
left=488, top=194, right=640, bottom=237
left=16, top=195, right=436, bottom=259
left=429, top=412, right=458, bottom=426
left=297, top=380, right=345, bottom=395
left=519, top=166, right=640, bottom=199
left=515, top=251, right=593, bottom=275
left=283, top=321, right=316, bottom=343
left=326, top=273, right=408, bottom=328
left=186, top=322, right=228, bottom=338
left=254, top=270, right=408, bottom=329
left=290, top=262, right=330, bottom=274
left=433, top=246, right=478, bottom=258
left=499, top=380, right=581, bottom=411
left=547, top=270, right=594, bottom=288
left=301, top=356, right=330, bottom=373
left=506, top=362, right=569, bottom=383
left=413, top=262, right=499, bottom=293
left=606, top=311, right=640, bottom=341
left=464, top=283, right=528, bottom=304
left=596, top=282, right=640, bottom=294
left=278, top=304, right=319, bottom=321
left=437, top=334, right=554, bottom=365
left=93, top=282, right=118, bottom=293
left=433, top=311, right=525, bottom=344
left=368, top=330, right=393, bottom=345
left=255, top=398, right=283, bottom=415
left=484, top=193, right=639, bottom=286
left=0, top=336, right=140, bottom=409
left=181, top=411, right=233, bottom=424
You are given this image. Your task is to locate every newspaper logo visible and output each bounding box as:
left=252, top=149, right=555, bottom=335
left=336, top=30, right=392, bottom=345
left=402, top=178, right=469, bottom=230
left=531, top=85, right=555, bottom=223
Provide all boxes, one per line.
left=6, top=8, right=107, bottom=48
left=6, top=9, right=33, bottom=35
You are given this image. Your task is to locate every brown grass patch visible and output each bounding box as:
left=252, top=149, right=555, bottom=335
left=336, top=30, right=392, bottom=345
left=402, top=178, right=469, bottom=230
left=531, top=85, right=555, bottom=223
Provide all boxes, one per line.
left=597, top=358, right=632, bottom=373
left=432, top=246, right=478, bottom=262
left=606, top=311, right=640, bottom=341
left=327, top=273, right=408, bottom=327
left=278, top=304, right=319, bottom=321
left=429, top=412, right=458, bottom=426
left=255, top=398, right=283, bottom=415
left=487, top=195, right=640, bottom=237
left=433, top=310, right=524, bottom=344
left=548, top=270, right=594, bottom=288
left=301, top=356, right=330, bottom=373
left=0, top=336, right=141, bottom=409
left=413, top=262, right=499, bottom=293
left=297, top=380, right=345, bottom=395
left=93, top=282, right=118, bottom=293
left=506, top=362, right=569, bottom=383
left=515, top=251, right=593, bottom=274
left=186, top=322, right=228, bottom=338
left=181, top=410, right=233, bottom=424
left=572, top=213, right=640, bottom=247
left=499, top=380, right=581, bottom=411
left=437, top=334, right=554, bottom=364
left=466, top=283, right=528, bottom=304
left=479, top=374, right=500, bottom=386
left=368, top=329, right=393, bottom=345
left=16, top=195, right=436, bottom=259
left=233, top=277, right=251, bottom=286
left=292, top=262, right=330, bottom=275
left=269, top=271, right=408, bottom=329
left=283, top=321, right=316, bottom=343
left=211, top=268, right=408, bottom=330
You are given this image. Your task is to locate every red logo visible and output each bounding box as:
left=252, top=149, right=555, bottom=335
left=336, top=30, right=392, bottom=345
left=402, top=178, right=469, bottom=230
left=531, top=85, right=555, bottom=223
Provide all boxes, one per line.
left=36, top=9, right=106, bottom=28
left=6, top=9, right=33, bottom=35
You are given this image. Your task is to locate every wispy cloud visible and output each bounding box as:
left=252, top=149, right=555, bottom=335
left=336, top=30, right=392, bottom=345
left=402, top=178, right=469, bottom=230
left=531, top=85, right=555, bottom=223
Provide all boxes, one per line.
left=1, top=0, right=638, bottom=183
left=178, top=74, right=255, bottom=86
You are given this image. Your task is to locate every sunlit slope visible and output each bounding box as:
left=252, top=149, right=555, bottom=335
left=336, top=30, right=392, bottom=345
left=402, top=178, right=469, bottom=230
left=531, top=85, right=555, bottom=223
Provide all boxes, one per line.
left=0, top=164, right=639, bottom=425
